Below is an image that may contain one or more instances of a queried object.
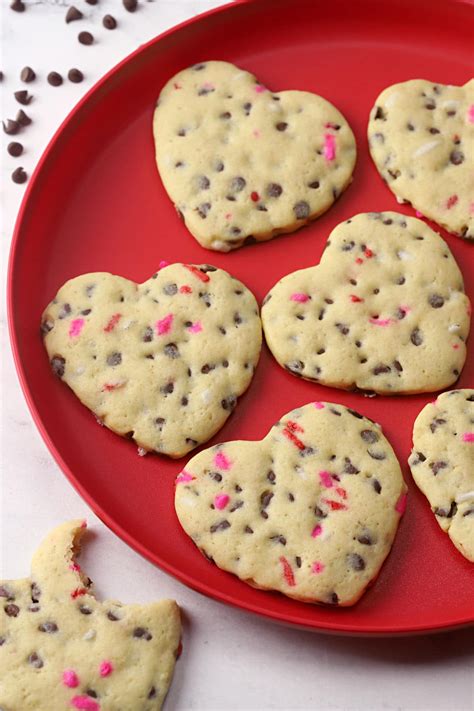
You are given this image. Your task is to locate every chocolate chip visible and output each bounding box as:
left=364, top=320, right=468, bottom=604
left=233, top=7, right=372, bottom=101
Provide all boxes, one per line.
left=38, top=621, right=58, bottom=633
left=276, top=121, right=288, bottom=131
left=357, top=534, right=373, bottom=545
left=198, top=85, right=215, bottom=96
left=214, top=160, right=224, bottom=172
left=450, top=150, right=464, bottom=165
left=123, top=0, right=138, bottom=11
left=429, top=294, right=444, bottom=308
left=143, top=326, right=153, bottom=342
left=196, top=202, right=211, bottom=218
left=373, top=364, right=391, bottom=375
left=374, top=106, right=386, bottom=120
left=50, top=354, right=66, bottom=378
left=368, top=450, right=386, bottom=461
left=347, top=553, right=365, bottom=571
left=148, top=687, right=157, bottom=699
left=430, top=461, right=447, bottom=475
left=198, top=175, right=210, bottom=190
left=243, top=102, right=252, bottom=115
left=10, top=0, right=25, bottom=12
left=31, top=582, right=41, bottom=603
left=201, top=363, right=215, bottom=374
left=267, top=470, right=276, bottom=484
left=81, top=309, right=91, bottom=316
left=66, top=6, right=83, bottom=22
left=0, top=586, right=13, bottom=600
left=434, top=501, right=457, bottom=518
left=410, top=328, right=423, bottom=346
left=78, top=604, right=92, bottom=615
left=86, top=690, right=98, bottom=699
left=329, top=592, right=339, bottom=605
left=220, top=111, right=231, bottom=119
left=103, top=14, right=117, bottom=29
left=85, top=0, right=97, bottom=4
left=314, top=506, right=327, bottom=519
left=133, top=626, right=152, bottom=640
left=230, top=500, right=244, bottom=513
left=344, top=457, right=359, bottom=475
left=336, top=323, right=350, bottom=335
left=58, top=303, right=71, bottom=319
left=107, top=352, right=122, bottom=366
left=14, top=90, right=32, bottom=105
left=293, top=201, right=310, bottom=219
left=20, top=66, right=35, bottom=83
left=7, top=141, right=23, bottom=157
left=360, top=429, right=379, bottom=443
left=221, top=395, right=237, bottom=411
left=425, top=100, right=436, bottom=110
left=106, top=610, right=119, bottom=621
left=16, top=109, right=31, bottom=127
left=164, top=343, right=179, bottom=359
left=244, top=525, right=254, bottom=534
left=285, top=360, right=304, bottom=375
left=372, top=478, right=382, bottom=494
left=3, top=119, right=20, bottom=135
left=463, top=508, right=474, bottom=517
left=181, top=396, right=188, bottom=406
left=161, top=382, right=174, bottom=395
left=308, top=180, right=320, bottom=189
left=78, top=31, right=94, bottom=45
left=270, top=535, right=286, bottom=545
left=231, top=176, right=246, bottom=192
left=260, top=491, right=273, bottom=517
left=68, top=68, right=84, bottom=83
left=185, top=438, right=198, bottom=446
left=210, top=520, right=231, bottom=533
left=47, top=71, right=63, bottom=87
left=28, top=652, right=43, bottom=668
left=4, top=604, right=19, bottom=617
left=430, top=418, right=447, bottom=433
left=267, top=182, right=282, bottom=198
left=209, top=472, right=222, bottom=482
left=329, top=407, right=341, bottom=417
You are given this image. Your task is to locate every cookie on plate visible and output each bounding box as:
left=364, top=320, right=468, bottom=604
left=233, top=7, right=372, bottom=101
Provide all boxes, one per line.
left=175, top=401, right=407, bottom=606
left=153, top=60, right=356, bottom=251
left=262, top=212, right=470, bottom=394
left=41, top=263, right=262, bottom=458
left=0, top=520, right=181, bottom=710
left=368, top=79, right=474, bottom=240
left=409, top=389, right=474, bottom=562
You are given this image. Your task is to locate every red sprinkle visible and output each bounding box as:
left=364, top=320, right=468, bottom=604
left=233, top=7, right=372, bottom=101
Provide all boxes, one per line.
left=102, top=382, right=121, bottom=392
left=355, top=257, right=364, bottom=265
left=173, top=82, right=181, bottom=90
left=364, top=248, right=374, bottom=258
left=279, top=556, right=296, bottom=587
left=183, top=264, right=210, bottom=282
left=250, top=191, right=259, bottom=202
left=70, top=587, right=87, bottom=599
left=285, top=420, right=304, bottom=433
left=282, top=428, right=305, bottom=450
left=335, top=487, right=347, bottom=500
left=350, top=294, right=364, bottom=303
left=103, top=313, right=121, bottom=332
left=179, top=285, right=192, bottom=294
left=323, top=499, right=348, bottom=511
left=446, top=195, right=458, bottom=209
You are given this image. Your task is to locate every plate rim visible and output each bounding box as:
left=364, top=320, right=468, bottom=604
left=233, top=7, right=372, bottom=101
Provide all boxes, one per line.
left=7, top=0, right=474, bottom=636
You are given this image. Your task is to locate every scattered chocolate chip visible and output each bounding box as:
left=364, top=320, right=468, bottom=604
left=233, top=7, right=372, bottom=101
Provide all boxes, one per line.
left=78, top=31, right=94, bottom=45
left=20, top=67, right=35, bottom=84
left=0, top=586, right=13, bottom=599
left=293, top=201, right=310, bottom=219
left=133, top=626, right=152, bottom=640
left=12, top=166, right=27, bottom=184
left=14, top=90, right=32, bottom=105
left=429, top=294, right=444, bottom=308
left=38, top=621, right=58, bottom=633
left=103, top=13, right=117, bottom=29
left=68, top=68, right=84, bottom=83
left=15, top=109, right=31, bottom=127
left=360, top=429, right=379, bottom=444
left=229, top=500, right=244, bottom=513
left=3, top=119, right=20, bottom=135
left=161, top=382, right=174, bottom=395
left=4, top=604, right=20, bottom=617
left=107, top=352, right=122, bottom=366
left=66, top=6, right=83, bottom=22
left=209, top=472, right=222, bottom=482
left=410, top=328, right=423, bottom=346
left=123, top=0, right=138, bottom=11
left=30, top=582, right=41, bottom=603
left=463, top=508, right=474, bottom=517
left=430, top=461, right=447, bottom=475
left=276, top=121, right=288, bottom=131
left=285, top=360, right=304, bottom=375
left=85, top=0, right=98, bottom=4
left=347, top=553, right=365, bottom=571
left=7, top=141, right=23, bottom=157
left=425, top=99, right=436, bottom=110
left=267, top=470, right=276, bottom=484
left=220, top=111, right=231, bottom=119
left=308, top=180, right=320, bottom=189
left=210, top=520, right=231, bottom=533
left=47, top=71, right=63, bottom=87
left=10, top=0, right=25, bottom=12
left=267, top=182, right=282, bottom=198
left=28, top=652, right=43, bottom=668
left=58, top=303, right=71, bottom=319
left=201, top=363, right=215, bottom=374
left=142, top=326, right=153, bottom=342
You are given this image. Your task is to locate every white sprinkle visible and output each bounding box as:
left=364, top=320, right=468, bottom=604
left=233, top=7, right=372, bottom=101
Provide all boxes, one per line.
left=267, top=102, right=279, bottom=112
left=413, top=140, right=441, bottom=158
left=442, top=99, right=459, bottom=110
left=201, top=389, right=211, bottom=404
left=384, top=92, right=400, bottom=108
left=396, top=250, right=412, bottom=261
left=181, top=496, right=197, bottom=508
left=455, top=491, right=474, bottom=504
left=211, top=240, right=232, bottom=252
left=83, top=629, right=96, bottom=641
left=75, top=366, right=85, bottom=376
left=294, top=466, right=307, bottom=480
left=137, top=447, right=147, bottom=457
left=448, top=323, right=461, bottom=333
left=121, top=319, right=135, bottom=330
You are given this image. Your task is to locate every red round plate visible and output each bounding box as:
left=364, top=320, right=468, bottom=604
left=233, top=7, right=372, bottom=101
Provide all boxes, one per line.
left=8, top=0, right=474, bottom=635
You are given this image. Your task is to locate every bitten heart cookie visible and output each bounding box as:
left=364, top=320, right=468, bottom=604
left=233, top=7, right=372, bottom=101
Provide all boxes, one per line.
left=175, top=401, right=407, bottom=606
left=409, top=389, right=474, bottom=562
left=41, top=263, right=262, bottom=458
left=262, top=212, right=470, bottom=394
left=0, top=520, right=181, bottom=710
left=368, top=79, right=474, bottom=240
left=153, top=60, right=356, bottom=251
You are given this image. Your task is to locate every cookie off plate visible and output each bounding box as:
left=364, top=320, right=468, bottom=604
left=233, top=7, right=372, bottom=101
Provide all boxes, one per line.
left=8, top=0, right=474, bottom=634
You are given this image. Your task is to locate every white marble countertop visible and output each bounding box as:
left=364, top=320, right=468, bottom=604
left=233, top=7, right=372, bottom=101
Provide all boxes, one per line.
left=1, top=2, right=473, bottom=709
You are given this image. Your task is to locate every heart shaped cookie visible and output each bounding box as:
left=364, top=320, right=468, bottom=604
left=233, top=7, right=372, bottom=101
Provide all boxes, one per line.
left=175, top=401, right=406, bottom=606
left=262, top=212, right=470, bottom=394
left=409, top=389, right=474, bottom=562
left=153, top=61, right=356, bottom=251
left=41, top=263, right=262, bottom=458
left=0, top=521, right=181, bottom=710
left=368, top=79, right=474, bottom=240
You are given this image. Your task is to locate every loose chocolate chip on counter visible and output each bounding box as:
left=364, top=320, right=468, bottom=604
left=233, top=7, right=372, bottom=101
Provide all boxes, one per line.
left=66, top=6, right=83, bottom=22
left=20, top=66, right=36, bottom=82
left=12, top=167, right=27, bottom=184
left=16, top=109, right=31, bottom=126
left=293, top=201, right=310, bottom=219
left=47, top=71, right=63, bottom=87
left=123, top=0, right=138, bottom=11
left=68, top=68, right=84, bottom=83
left=14, top=90, right=32, bottom=105
left=78, top=31, right=94, bottom=45
left=85, top=0, right=98, bottom=4
left=7, top=141, right=23, bottom=157
left=10, top=0, right=25, bottom=12
left=38, top=621, right=58, bottom=633
left=103, top=14, right=117, bottom=29
left=3, top=119, right=20, bottom=135
left=133, top=626, right=152, bottom=640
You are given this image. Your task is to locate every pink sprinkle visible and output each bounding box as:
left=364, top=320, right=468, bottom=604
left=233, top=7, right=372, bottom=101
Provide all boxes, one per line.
left=446, top=195, right=458, bottom=209
left=319, top=470, right=333, bottom=488
left=355, top=257, right=364, bottom=265
left=323, top=133, right=336, bottom=161
left=70, top=697, right=100, bottom=711
left=467, top=105, right=474, bottom=123
left=179, top=285, right=192, bottom=294
left=311, top=524, right=323, bottom=538
left=176, top=471, right=194, bottom=484
left=214, top=451, right=232, bottom=470
left=369, top=317, right=393, bottom=327
left=69, top=562, right=81, bottom=572
left=462, top=433, right=474, bottom=443
left=313, top=401, right=325, bottom=409
left=214, top=494, right=230, bottom=510
left=312, top=561, right=325, bottom=574
left=452, top=343, right=460, bottom=350
left=158, top=260, right=169, bottom=269
left=99, top=661, right=113, bottom=677
left=252, top=129, right=261, bottom=138
left=187, top=321, right=202, bottom=334
left=350, top=294, right=364, bottom=303
left=415, top=210, right=423, bottom=218
left=69, top=318, right=85, bottom=338
left=156, top=313, right=173, bottom=335
left=290, top=293, right=310, bottom=303
left=254, top=84, right=266, bottom=93
left=336, top=486, right=347, bottom=500
left=225, top=212, right=232, bottom=220
left=63, top=670, right=79, bottom=688
left=395, top=492, right=407, bottom=515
